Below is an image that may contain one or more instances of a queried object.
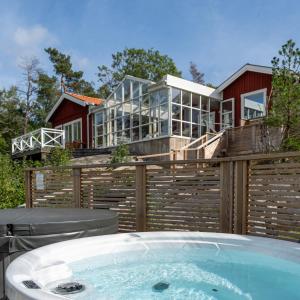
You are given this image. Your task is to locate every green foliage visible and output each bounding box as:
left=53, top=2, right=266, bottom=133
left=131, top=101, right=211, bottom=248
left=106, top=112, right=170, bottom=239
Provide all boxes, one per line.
left=97, top=48, right=181, bottom=97
left=45, top=48, right=98, bottom=96
left=33, top=72, right=60, bottom=127
left=0, top=87, right=25, bottom=152
left=266, top=39, right=300, bottom=151
left=110, top=144, right=130, bottom=164
left=0, top=155, right=26, bottom=208
left=46, top=147, right=71, bottom=166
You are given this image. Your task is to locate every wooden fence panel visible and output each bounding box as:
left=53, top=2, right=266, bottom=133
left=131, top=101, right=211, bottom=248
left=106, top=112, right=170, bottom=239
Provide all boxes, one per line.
left=81, top=167, right=137, bottom=232
left=146, top=163, right=221, bottom=232
left=31, top=169, right=74, bottom=207
left=248, top=159, right=300, bottom=241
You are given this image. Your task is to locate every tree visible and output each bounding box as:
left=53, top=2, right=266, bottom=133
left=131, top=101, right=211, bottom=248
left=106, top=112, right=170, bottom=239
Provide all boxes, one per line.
left=18, top=57, right=40, bottom=134
left=266, top=39, right=300, bottom=151
left=34, top=72, right=60, bottom=127
left=189, top=61, right=205, bottom=84
left=0, top=87, right=24, bottom=153
left=97, top=48, right=181, bottom=98
left=45, top=48, right=97, bottom=96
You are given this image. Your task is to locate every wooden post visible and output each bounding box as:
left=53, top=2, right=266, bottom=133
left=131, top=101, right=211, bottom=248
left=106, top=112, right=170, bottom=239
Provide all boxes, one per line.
left=234, top=160, right=249, bottom=234
left=136, top=165, right=146, bottom=231
left=25, top=170, right=33, bottom=208
left=220, top=161, right=233, bottom=233
left=73, top=168, right=82, bottom=208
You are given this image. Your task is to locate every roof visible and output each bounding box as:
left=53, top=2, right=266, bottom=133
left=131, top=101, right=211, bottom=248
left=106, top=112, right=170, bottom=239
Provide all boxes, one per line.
left=46, top=92, right=104, bottom=123
left=65, top=92, right=103, bottom=105
left=216, top=63, right=273, bottom=93
left=161, top=74, right=221, bottom=99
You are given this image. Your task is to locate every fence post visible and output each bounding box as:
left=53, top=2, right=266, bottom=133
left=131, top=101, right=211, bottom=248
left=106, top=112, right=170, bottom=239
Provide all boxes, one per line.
left=136, top=165, right=146, bottom=231
left=73, top=167, right=82, bottom=208
left=25, top=170, right=33, bottom=208
left=220, top=161, right=234, bottom=233
left=234, top=160, right=249, bottom=234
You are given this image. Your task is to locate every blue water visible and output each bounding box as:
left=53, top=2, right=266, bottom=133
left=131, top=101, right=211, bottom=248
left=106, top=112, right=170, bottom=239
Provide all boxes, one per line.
left=68, top=245, right=300, bottom=300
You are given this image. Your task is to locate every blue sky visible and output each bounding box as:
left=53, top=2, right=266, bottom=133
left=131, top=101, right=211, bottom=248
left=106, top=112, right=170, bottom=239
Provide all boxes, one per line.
left=0, top=0, right=299, bottom=89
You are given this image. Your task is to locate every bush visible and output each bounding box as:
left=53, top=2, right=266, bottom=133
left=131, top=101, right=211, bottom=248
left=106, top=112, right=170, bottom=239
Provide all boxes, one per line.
left=46, top=147, right=71, bottom=166
left=110, top=144, right=130, bottom=164
left=0, top=155, right=26, bottom=208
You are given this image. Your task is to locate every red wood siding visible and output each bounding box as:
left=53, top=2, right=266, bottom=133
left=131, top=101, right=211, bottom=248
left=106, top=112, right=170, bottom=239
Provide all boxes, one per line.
left=49, top=99, right=89, bottom=147
left=222, top=71, right=272, bottom=127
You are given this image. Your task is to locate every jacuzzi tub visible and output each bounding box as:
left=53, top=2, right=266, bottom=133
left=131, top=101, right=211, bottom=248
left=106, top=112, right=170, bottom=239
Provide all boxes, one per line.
left=6, top=232, right=300, bottom=299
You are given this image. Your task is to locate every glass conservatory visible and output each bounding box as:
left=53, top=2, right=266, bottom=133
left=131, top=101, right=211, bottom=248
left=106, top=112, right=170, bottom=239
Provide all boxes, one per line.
left=92, top=75, right=234, bottom=148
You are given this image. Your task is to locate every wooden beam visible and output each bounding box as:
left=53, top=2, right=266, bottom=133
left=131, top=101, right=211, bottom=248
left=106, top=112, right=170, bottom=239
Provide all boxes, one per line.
left=25, top=170, right=32, bottom=208
left=25, top=151, right=300, bottom=171
left=220, top=161, right=234, bottom=233
left=72, top=168, right=82, bottom=208
left=234, top=160, right=249, bottom=234
left=136, top=165, right=146, bottom=231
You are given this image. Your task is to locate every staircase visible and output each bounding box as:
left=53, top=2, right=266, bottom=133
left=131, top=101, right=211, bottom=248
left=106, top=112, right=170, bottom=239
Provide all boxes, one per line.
left=138, top=130, right=226, bottom=161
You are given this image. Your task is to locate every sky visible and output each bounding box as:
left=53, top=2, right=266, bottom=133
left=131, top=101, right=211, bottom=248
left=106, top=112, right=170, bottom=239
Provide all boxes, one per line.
left=0, top=0, right=299, bottom=90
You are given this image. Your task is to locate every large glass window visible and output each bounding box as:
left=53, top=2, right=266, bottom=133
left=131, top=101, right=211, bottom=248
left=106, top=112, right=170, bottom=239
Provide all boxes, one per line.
left=241, top=89, right=266, bottom=120
left=171, top=88, right=221, bottom=138
left=95, top=77, right=169, bottom=147
left=63, top=119, right=82, bottom=144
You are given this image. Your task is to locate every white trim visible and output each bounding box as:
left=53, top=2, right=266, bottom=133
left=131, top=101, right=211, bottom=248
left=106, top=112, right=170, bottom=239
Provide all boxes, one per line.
left=216, top=64, right=272, bottom=93
left=240, top=88, right=267, bottom=120
left=63, top=117, right=83, bottom=143
left=164, top=74, right=221, bottom=99
left=45, top=93, right=88, bottom=123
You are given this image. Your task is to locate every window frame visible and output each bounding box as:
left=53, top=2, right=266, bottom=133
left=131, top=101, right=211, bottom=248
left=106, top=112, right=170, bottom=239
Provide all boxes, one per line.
left=240, top=88, right=267, bottom=120
left=62, top=118, right=82, bottom=144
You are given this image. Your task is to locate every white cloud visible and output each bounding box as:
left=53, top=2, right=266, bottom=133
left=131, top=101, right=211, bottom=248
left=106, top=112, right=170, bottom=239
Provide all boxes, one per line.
left=14, top=25, right=51, bottom=47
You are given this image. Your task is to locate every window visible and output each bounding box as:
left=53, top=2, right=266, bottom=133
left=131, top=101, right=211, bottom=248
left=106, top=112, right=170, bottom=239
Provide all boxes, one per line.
left=63, top=119, right=82, bottom=144
left=241, top=89, right=266, bottom=120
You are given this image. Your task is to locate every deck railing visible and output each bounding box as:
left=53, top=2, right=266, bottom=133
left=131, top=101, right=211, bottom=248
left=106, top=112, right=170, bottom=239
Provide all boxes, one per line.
left=12, top=128, right=65, bottom=155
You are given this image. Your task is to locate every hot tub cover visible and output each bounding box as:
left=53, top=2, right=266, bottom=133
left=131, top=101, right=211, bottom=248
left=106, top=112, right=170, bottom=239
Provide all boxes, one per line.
left=0, top=208, right=118, bottom=253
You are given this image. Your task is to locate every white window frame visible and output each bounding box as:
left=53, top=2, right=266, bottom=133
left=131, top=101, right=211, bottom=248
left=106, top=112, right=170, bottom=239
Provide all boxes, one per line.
left=62, top=118, right=82, bottom=143
left=240, top=88, right=267, bottom=120
left=221, top=97, right=235, bottom=129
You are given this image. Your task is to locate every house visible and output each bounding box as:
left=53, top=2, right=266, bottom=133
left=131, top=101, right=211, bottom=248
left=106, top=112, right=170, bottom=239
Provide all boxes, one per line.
left=46, top=92, right=104, bottom=148
left=11, top=63, right=273, bottom=159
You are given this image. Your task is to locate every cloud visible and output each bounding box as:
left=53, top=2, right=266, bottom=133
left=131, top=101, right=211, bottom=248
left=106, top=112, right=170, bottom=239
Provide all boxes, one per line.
left=14, top=25, right=53, bottom=48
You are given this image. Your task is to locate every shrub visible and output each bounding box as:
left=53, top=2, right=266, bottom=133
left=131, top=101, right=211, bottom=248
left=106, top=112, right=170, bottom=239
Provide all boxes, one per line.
left=110, top=144, right=130, bottom=164
left=0, top=155, right=26, bottom=208
left=46, top=147, right=71, bottom=166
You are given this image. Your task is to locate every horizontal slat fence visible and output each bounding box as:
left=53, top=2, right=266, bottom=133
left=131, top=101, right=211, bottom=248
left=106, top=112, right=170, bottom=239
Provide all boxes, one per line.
left=248, top=158, right=300, bottom=241
left=25, top=152, right=300, bottom=242
left=146, top=163, right=221, bottom=232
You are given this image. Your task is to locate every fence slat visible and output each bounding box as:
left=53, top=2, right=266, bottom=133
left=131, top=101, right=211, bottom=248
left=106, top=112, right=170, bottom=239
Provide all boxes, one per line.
left=25, top=170, right=32, bottom=208
left=220, top=161, right=233, bottom=233
left=136, top=165, right=146, bottom=231
left=72, top=168, right=81, bottom=208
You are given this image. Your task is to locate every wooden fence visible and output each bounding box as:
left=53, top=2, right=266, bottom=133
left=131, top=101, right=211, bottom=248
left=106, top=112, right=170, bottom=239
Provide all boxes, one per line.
left=25, top=152, right=300, bottom=241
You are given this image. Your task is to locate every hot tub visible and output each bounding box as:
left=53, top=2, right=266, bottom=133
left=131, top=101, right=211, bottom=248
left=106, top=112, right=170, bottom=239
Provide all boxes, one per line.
left=0, top=208, right=118, bottom=299
left=5, top=232, right=300, bottom=300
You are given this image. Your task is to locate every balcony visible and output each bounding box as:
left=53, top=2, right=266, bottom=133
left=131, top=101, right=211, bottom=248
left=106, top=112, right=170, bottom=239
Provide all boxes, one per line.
left=11, top=128, right=65, bottom=158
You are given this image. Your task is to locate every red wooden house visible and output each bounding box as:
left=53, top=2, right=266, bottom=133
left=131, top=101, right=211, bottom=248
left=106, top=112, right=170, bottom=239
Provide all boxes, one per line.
left=12, top=63, right=273, bottom=158
left=45, top=92, right=104, bottom=148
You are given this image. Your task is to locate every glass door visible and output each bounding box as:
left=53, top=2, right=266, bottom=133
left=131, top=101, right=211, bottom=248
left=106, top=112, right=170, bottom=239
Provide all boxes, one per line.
left=221, top=98, right=234, bottom=129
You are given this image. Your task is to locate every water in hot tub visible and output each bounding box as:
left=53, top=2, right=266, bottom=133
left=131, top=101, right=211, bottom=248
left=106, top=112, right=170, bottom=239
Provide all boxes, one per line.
left=65, top=244, right=300, bottom=300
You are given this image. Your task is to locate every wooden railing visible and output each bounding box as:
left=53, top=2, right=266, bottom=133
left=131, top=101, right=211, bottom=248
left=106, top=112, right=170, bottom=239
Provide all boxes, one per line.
left=25, top=152, right=300, bottom=241
left=12, top=128, right=65, bottom=155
